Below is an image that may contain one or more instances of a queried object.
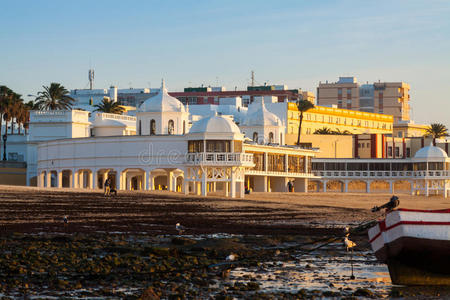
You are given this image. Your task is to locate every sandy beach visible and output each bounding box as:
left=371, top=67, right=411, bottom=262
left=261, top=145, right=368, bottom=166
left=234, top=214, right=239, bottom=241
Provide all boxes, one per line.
left=0, top=185, right=449, bottom=299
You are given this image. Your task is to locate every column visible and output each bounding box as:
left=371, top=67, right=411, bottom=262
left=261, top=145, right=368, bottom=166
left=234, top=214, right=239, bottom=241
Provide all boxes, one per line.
left=224, top=182, right=229, bottom=197
left=126, top=175, right=132, bottom=190
left=425, top=180, right=429, bottom=196
left=389, top=181, right=394, bottom=194
left=79, top=171, right=84, bottom=188
left=57, top=170, right=63, bottom=188
left=167, top=171, right=174, bottom=192
left=284, top=154, right=288, bottom=173
left=92, top=169, right=98, bottom=189
left=239, top=181, right=245, bottom=198
left=72, top=170, right=77, bottom=188
left=88, top=170, right=94, bottom=189
left=149, top=174, right=154, bottom=191
left=46, top=171, right=52, bottom=188
left=37, top=172, right=42, bottom=188
left=323, top=180, right=328, bottom=192
left=304, top=157, right=309, bottom=173
left=116, top=169, right=123, bottom=190
left=444, top=181, right=448, bottom=198
left=144, top=170, right=149, bottom=190
left=230, top=168, right=236, bottom=198
left=366, top=180, right=371, bottom=193
left=184, top=180, right=189, bottom=195
left=344, top=180, right=348, bottom=193
left=202, top=170, right=208, bottom=196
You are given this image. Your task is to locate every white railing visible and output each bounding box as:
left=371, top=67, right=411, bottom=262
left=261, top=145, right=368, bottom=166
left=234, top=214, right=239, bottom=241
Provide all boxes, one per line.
left=313, top=170, right=450, bottom=178
left=186, top=152, right=254, bottom=166
left=96, top=112, right=136, bottom=122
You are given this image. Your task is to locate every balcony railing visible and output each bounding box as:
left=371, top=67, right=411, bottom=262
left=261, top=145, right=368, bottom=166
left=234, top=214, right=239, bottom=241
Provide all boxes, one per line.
left=312, top=170, right=450, bottom=178
left=186, top=152, right=254, bottom=166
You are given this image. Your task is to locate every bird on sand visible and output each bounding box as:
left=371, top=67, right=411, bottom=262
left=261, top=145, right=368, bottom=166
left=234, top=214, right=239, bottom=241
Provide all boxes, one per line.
left=226, top=253, right=236, bottom=261
left=344, top=237, right=356, bottom=251
left=63, top=215, right=69, bottom=225
left=175, top=223, right=185, bottom=234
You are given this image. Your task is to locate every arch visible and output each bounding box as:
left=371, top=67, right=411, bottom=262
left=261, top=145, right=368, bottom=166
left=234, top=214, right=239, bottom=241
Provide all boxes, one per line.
left=176, top=175, right=184, bottom=192
left=268, top=132, right=274, bottom=143
left=326, top=180, right=345, bottom=192
left=253, top=132, right=258, bottom=142
left=138, top=120, right=142, bottom=135
left=347, top=180, right=368, bottom=193
left=369, top=180, right=390, bottom=193
left=394, top=180, right=412, bottom=192
left=150, top=119, right=156, bottom=135
left=168, top=119, right=174, bottom=135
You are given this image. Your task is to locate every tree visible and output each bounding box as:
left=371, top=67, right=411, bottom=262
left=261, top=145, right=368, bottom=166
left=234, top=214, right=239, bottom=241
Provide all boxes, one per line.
left=35, top=83, right=75, bottom=110
left=93, top=97, right=125, bottom=114
left=332, top=128, right=352, bottom=135
left=314, top=127, right=333, bottom=135
left=296, top=100, right=315, bottom=145
left=425, top=123, right=449, bottom=145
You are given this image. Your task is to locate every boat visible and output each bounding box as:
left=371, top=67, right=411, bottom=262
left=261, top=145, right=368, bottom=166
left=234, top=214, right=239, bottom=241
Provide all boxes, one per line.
left=368, top=207, right=450, bottom=285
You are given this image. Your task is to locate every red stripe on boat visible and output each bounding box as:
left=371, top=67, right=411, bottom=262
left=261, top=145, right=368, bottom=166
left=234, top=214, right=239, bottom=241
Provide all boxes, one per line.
left=369, top=220, right=450, bottom=244
left=398, top=208, right=450, bottom=213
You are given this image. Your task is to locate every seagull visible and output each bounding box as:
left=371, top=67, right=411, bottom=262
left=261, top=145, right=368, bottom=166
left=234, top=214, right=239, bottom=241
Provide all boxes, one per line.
left=344, top=237, right=356, bottom=251
left=175, top=223, right=185, bottom=234
left=226, top=253, right=236, bottom=261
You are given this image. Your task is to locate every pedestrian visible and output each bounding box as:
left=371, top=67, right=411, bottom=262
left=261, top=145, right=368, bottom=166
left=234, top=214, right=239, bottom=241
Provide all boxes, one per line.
left=104, top=177, right=111, bottom=196
left=287, top=181, right=293, bottom=192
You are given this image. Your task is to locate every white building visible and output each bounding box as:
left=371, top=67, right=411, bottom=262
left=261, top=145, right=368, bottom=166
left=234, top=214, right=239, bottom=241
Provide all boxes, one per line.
left=33, top=81, right=318, bottom=198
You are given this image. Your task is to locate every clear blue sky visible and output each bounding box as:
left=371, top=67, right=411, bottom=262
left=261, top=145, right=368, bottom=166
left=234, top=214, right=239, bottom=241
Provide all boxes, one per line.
left=1, top=0, right=449, bottom=127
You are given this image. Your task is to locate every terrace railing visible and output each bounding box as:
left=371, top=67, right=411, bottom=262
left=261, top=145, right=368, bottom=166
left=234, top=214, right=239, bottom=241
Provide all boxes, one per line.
left=186, top=152, right=254, bottom=167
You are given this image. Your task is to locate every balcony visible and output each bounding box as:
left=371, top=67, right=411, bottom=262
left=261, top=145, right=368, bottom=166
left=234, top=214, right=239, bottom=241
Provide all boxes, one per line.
left=186, top=152, right=254, bottom=167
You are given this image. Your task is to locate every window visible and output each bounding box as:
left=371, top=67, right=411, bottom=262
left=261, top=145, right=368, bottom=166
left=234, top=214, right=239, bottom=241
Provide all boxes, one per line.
left=168, top=120, right=174, bottom=135
left=188, top=140, right=204, bottom=153
left=395, top=147, right=400, bottom=157
left=268, top=132, right=274, bottom=143
left=253, top=132, right=258, bottom=142
left=388, top=146, right=393, bottom=157
left=406, top=148, right=411, bottom=158
left=138, top=120, right=142, bottom=135
left=150, top=119, right=156, bottom=135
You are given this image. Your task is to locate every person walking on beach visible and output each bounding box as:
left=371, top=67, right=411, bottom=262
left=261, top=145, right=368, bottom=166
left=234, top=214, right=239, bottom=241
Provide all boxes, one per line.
left=104, top=177, right=111, bottom=196
left=287, top=180, right=293, bottom=192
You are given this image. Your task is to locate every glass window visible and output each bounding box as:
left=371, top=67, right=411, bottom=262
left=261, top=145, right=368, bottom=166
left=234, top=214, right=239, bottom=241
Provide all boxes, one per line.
left=253, top=132, right=258, bottom=142
left=168, top=120, right=174, bottom=135
left=268, top=132, right=274, bottom=143
left=150, top=119, right=156, bottom=135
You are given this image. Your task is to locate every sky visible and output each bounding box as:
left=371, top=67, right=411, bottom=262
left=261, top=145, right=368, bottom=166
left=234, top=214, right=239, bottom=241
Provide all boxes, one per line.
left=1, top=0, right=449, bottom=128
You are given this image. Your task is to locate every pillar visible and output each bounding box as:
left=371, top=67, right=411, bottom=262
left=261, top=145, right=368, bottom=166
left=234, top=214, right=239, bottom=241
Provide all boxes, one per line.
left=425, top=180, right=429, bottom=196
left=444, top=181, right=448, bottom=198
left=57, top=170, right=62, bottom=188
left=167, top=171, right=174, bottom=192
left=202, top=171, right=208, bottom=196
left=126, top=175, right=132, bottom=190
left=184, top=180, right=189, bottom=195
left=92, top=169, right=98, bottom=189
left=224, top=182, right=229, bottom=197
left=230, top=168, right=236, bottom=198
left=344, top=180, right=349, bottom=193
left=239, top=181, right=245, bottom=198
left=149, top=174, right=154, bottom=191
left=389, top=181, right=394, bottom=194
left=88, top=171, right=94, bottom=189
left=323, top=180, right=328, bottom=192
left=38, top=172, right=43, bottom=188
left=144, top=170, right=149, bottom=190
left=79, top=171, right=84, bottom=188
left=46, top=171, right=52, bottom=188
left=366, top=180, right=371, bottom=193
left=72, top=170, right=77, bottom=188
left=116, top=170, right=123, bottom=190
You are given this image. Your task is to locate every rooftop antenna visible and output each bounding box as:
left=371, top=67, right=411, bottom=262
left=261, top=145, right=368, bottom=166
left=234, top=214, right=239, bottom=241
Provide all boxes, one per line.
left=251, top=70, right=255, bottom=87
left=88, top=69, right=94, bottom=90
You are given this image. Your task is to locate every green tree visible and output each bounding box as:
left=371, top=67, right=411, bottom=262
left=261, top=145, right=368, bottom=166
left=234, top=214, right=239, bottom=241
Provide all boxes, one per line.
left=425, top=123, right=449, bottom=145
left=35, top=83, right=75, bottom=110
left=94, top=97, right=125, bottom=114
left=296, top=100, right=315, bottom=145
left=314, top=127, right=333, bottom=135
left=332, top=128, right=352, bottom=135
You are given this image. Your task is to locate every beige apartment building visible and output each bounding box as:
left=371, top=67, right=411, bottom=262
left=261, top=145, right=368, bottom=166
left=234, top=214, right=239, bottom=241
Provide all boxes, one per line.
left=317, top=77, right=410, bottom=123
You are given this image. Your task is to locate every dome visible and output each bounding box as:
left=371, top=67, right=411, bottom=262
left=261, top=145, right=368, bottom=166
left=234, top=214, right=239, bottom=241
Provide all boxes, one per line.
left=139, top=80, right=185, bottom=113
left=414, top=143, right=448, bottom=159
left=94, top=119, right=128, bottom=127
left=245, top=102, right=282, bottom=127
left=190, top=115, right=241, bottom=134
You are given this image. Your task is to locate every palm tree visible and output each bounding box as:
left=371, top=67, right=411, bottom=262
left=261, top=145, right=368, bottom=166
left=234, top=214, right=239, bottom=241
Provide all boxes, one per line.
left=0, top=86, right=14, bottom=136
left=425, top=123, right=449, bottom=145
left=35, top=83, right=75, bottom=110
left=296, top=100, right=315, bottom=145
left=314, top=127, right=333, bottom=135
left=94, top=97, right=125, bottom=114
left=332, top=128, right=352, bottom=135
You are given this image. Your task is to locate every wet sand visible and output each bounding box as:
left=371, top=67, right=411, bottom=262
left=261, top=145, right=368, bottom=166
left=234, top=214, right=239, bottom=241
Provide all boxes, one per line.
left=0, top=185, right=448, bottom=299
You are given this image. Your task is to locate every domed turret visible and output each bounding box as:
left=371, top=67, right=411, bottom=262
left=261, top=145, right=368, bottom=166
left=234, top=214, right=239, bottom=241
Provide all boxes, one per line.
left=190, top=114, right=241, bottom=134
left=139, top=80, right=185, bottom=113
left=241, top=101, right=285, bottom=144
left=136, top=80, right=189, bottom=135
left=414, top=143, right=448, bottom=159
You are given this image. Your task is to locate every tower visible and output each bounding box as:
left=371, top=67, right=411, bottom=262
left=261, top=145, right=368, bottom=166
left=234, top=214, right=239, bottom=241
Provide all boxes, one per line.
left=88, top=69, right=94, bottom=90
